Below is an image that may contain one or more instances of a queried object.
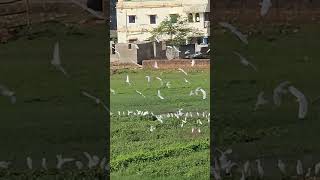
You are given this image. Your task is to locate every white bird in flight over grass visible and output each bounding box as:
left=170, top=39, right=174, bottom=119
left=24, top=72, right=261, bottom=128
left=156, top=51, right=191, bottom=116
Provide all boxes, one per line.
left=125, top=75, right=131, bottom=86
left=288, top=86, right=308, bottom=119
left=145, top=76, right=151, bottom=83
left=135, top=90, right=146, bottom=98
left=157, top=90, right=164, bottom=99
left=260, top=0, right=272, bottom=17
left=110, top=88, right=115, bottom=95
left=56, top=154, right=74, bottom=169
left=166, top=81, right=171, bottom=88
left=273, top=81, right=291, bottom=106
left=233, top=51, right=258, bottom=72
left=51, top=41, right=69, bottom=77
left=156, top=77, right=164, bottom=86
left=81, top=91, right=109, bottom=112
left=219, top=22, right=248, bottom=45
left=178, top=68, right=188, bottom=75
left=0, top=84, right=16, bottom=104
left=254, top=91, right=268, bottom=110
left=153, top=61, right=159, bottom=69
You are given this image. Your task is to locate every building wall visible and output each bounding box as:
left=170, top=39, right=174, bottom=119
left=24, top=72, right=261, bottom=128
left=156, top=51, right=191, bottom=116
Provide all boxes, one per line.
left=116, top=0, right=210, bottom=43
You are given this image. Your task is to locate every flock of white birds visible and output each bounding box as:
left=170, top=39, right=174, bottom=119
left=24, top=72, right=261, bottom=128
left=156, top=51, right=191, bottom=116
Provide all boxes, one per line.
left=111, top=60, right=209, bottom=133
left=212, top=148, right=320, bottom=180
left=0, top=152, right=108, bottom=170
left=213, top=0, right=313, bottom=179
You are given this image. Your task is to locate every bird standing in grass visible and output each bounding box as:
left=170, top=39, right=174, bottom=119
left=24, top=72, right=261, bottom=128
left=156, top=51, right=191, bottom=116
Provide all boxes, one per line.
left=51, top=41, right=69, bottom=77
left=256, top=159, right=264, bottom=179
left=278, top=159, right=286, bottom=176
left=0, top=84, right=16, bottom=104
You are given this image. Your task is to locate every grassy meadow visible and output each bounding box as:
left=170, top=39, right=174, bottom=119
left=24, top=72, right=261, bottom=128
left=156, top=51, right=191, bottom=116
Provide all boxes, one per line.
left=213, top=23, right=320, bottom=178
left=0, top=21, right=107, bottom=177
left=110, top=69, right=210, bottom=179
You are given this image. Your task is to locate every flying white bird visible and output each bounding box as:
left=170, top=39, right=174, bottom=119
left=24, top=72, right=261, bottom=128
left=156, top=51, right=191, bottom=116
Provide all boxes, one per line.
left=191, top=59, right=195, bottom=67
left=125, top=75, right=131, bottom=86
left=153, top=61, right=159, bottom=69
left=135, top=90, right=146, bottom=98
left=206, top=49, right=210, bottom=53
left=297, top=160, right=303, bottom=176
left=56, top=154, right=74, bottom=169
left=110, top=88, right=115, bottom=95
left=219, top=22, right=248, bottom=44
left=156, top=77, right=164, bottom=86
left=254, top=91, right=268, bottom=110
left=260, top=0, right=272, bottom=17
left=51, top=41, right=69, bottom=77
left=157, top=90, right=164, bottom=100
left=185, top=50, right=190, bottom=55
left=178, top=68, right=188, bottom=75
left=26, top=157, right=32, bottom=170
left=42, top=158, right=48, bottom=170
left=256, top=159, right=264, bottom=179
left=145, top=76, right=151, bottom=83
left=173, top=46, right=181, bottom=53
left=273, top=81, right=291, bottom=106
left=278, top=160, right=286, bottom=175
left=166, top=81, right=171, bottom=88
left=189, top=90, right=195, bottom=96
left=0, top=161, right=11, bottom=169
left=81, top=91, right=109, bottom=112
left=0, top=84, right=16, bottom=104
left=288, top=86, right=308, bottom=119
left=184, top=78, right=191, bottom=84
left=75, top=161, right=84, bottom=170
left=199, top=88, right=207, bottom=100
left=150, top=126, right=156, bottom=132
left=83, top=152, right=100, bottom=169
left=233, top=51, right=258, bottom=71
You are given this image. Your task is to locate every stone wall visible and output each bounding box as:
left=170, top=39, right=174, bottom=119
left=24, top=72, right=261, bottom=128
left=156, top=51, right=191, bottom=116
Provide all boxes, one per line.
left=142, top=59, right=210, bottom=69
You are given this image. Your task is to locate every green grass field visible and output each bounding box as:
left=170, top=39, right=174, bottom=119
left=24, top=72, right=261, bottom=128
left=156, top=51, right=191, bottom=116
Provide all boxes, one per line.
left=0, top=22, right=107, bottom=175
left=213, top=23, right=320, bottom=178
left=110, top=69, right=210, bottom=179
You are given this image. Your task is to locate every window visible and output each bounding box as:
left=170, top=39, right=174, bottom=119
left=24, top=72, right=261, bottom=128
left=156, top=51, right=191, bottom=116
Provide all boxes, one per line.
left=169, top=14, right=178, bottom=23
left=111, top=44, right=115, bottom=54
left=128, top=44, right=132, bottom=49
left=195, top=13, right=200, bottom=22
left=128, top=15, right=136, bottom=23
left=129, top=39, right=137, bottom=43
left=188, top=13, right=193, bottom=22
left=204, top=12, right=209, bottom=21
left=149, top=15, right=156, bottom=24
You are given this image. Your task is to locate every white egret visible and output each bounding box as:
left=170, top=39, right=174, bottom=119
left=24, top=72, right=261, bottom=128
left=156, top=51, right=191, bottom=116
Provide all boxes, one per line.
left=26, top=157, right=32, bottom=170
left=81, top=91, right=109, bottom=112
left=135, top=90, right=146, bottom=98
left=156, top=77, right=164, bottom=86
left=297, top=160, right=303, bottom=176
left=260, top=0, right=272, bottom=17
left=199, top=88, right=207, bottom=100
left=145, top=76, right=151, bottom=83
left=56, top=154, right=74, bottom=169
left=184, top=78, right=191, bottom=84
left=178, top=68, right=188, bottom=75
left=150, top=126, right=155, bottom=132
left=273, top=81, right=291, bottom=106
left=315, top=162, right=320, bottom=175
left=83, top=152, right=100, bottom=169
left=288, top=86, right=308, bottom=119
left=0, top=161, right=10, bottom=169
left=191, top=59, right=195, bottom=67
left=256, top=159, right=264, bottom=179
left=254, top=91, right=268, bottom=110
left=110, top=88, right=115, bottom=95
left=219, top=22, right=248, bottom=44
left=278, top=159, right=286, bottom=175
left=42, top=158, right=48, bottom=170
left=75, top=161, right=83, bottom=170
left=166, top=82, right=171, bottom=88
left=51, top=41, right=69, bottom=77
left=233, top=51, right=258, bottom=71
left=125, top=75, right=131, bottom=86
left=0, top=84, right=16, bottom=104
left=157, top=90, right=164, bottom=100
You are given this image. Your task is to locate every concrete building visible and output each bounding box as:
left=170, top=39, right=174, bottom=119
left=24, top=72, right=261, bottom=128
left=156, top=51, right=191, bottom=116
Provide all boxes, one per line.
left=116, top=0, right=210, bottom=43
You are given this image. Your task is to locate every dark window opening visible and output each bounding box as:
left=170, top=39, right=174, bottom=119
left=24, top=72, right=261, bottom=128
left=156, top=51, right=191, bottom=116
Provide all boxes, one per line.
left=188, top=13, right=193, bottom=22
left=195, top=13, right=200, bottom=22
left=112, top=44, right=116, bottom=54
left=128, top=15, right=136, bottom=23
left=204, top=12, right=209, bottom=21
left=128, top=44, right=132, bottom=49
left=150, top=15, right=156, bottom=24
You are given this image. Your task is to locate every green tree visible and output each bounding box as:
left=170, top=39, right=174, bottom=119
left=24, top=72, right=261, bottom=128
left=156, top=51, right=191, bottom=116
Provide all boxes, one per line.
left=150, top=15, right=202, bottom=46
